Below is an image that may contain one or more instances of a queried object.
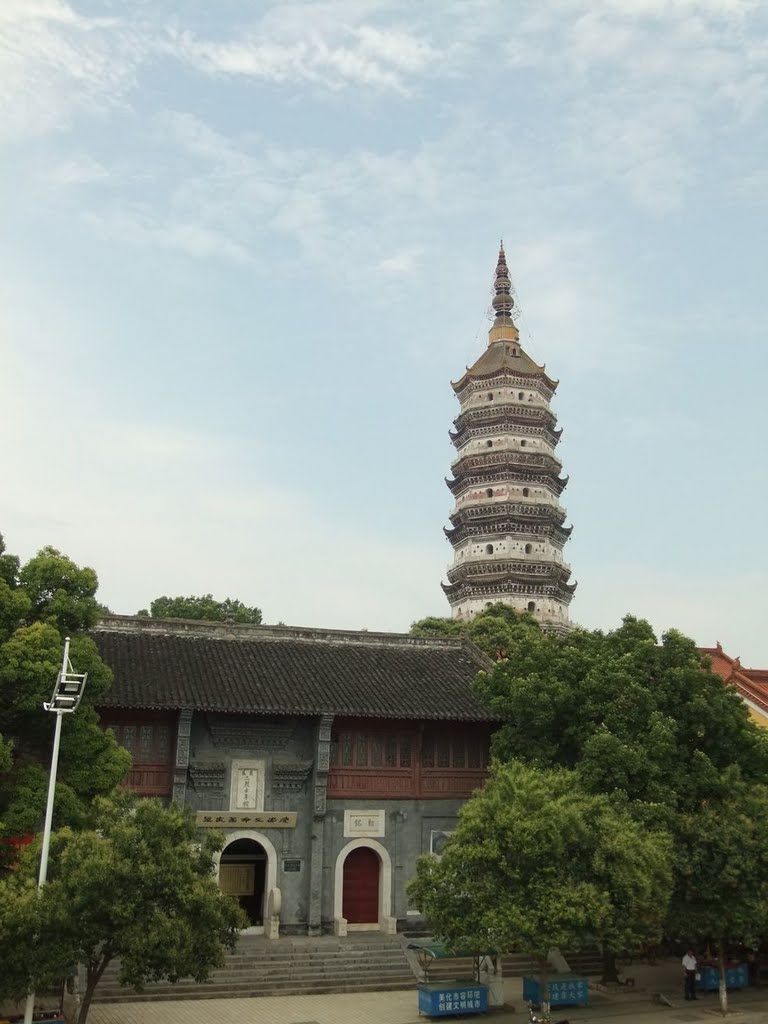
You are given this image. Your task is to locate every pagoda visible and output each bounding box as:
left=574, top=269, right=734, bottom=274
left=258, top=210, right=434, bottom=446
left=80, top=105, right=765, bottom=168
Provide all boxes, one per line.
left=442, top=245, right=576, bottom=628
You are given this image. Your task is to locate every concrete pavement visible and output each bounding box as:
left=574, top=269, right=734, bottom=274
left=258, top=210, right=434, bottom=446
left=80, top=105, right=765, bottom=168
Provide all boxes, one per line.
left=87, top=961, right=768, bottom=1024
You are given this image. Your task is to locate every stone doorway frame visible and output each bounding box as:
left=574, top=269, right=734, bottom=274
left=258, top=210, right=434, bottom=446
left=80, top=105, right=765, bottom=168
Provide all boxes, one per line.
left=214, top=830, right=278, bottom=936
left=333, top=838, right=396, bottom=935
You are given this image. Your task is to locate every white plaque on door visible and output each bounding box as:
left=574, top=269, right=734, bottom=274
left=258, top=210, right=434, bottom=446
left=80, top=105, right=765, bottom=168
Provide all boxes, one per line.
left=344, top=809, right=385, bottom=837
left=229, top=760, right=265, bottom=812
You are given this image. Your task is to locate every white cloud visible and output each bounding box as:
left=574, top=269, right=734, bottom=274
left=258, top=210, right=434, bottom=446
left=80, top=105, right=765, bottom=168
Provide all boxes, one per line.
left=377, top=246, right=422, bottom=276
left=82, top=206, right=256, bottom=266
left=503, top=0, right=768, bottom=211
left=44, top=156, right=109, bottom=185
left=164, top=18, right=437, bottom=94
left=0, top=0, right=145, bottom=142
left=0, top=339, right=444, bottom=631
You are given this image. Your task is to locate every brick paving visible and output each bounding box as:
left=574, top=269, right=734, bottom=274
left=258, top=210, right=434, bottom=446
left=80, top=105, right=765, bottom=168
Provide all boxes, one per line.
left=89, top=989, right=421, bottom=1024
left=86, top=965, right=768, bottom=1024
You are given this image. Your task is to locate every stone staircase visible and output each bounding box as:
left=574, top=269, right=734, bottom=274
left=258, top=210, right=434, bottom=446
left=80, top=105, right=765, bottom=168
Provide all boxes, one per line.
left=92, top=934, right=416, bottom=1004
left=93, top=936, right=605, bottom=1005
left=407, top=946, right=604, bottom=983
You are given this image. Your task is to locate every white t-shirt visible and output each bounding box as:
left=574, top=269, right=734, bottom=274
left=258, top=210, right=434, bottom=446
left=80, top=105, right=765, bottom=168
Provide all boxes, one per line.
left=682, top=954, right=697, bottom=971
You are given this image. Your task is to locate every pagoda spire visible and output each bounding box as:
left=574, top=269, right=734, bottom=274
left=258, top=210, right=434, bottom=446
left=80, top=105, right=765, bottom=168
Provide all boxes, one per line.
left=492, top=242, right=514, bottom=321
left=488, top=241, right=519, bottom=344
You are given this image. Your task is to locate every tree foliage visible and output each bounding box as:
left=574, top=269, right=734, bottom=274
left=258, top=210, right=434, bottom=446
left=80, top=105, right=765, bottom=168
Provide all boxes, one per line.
left=411, top=603, right=540, bottom=661
left=408, top=760, right=672, bottom=992
left=412, top=608, right=768, bottom=985
left=0, top=796, right=247, bottom=1023
left=463, top=612, right=768, bottom=978
left=474, top=615, right=768, bottom=818
left=138, top=593, right=263, bottom=624
left=672, top=774, right=768, bottom=1013
left=0, top=534, right=130, bottom=852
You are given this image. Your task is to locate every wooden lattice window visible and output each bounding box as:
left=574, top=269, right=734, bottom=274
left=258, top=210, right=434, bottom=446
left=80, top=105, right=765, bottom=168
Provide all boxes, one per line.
left=385, top=736, right=398, bottom=768
left=422, top=732, right=488, bottom=771
left=437, top=736, right=450, bottom=769
left=330, top=731, right=414, bottom=769
left=400, top=736, right=412, bottom=768
left=341, top=735, right=353, bottom=767
left=421, top=738, right=435, bottom=768
left=108, top=722, right=172, bottom=765
left=356, top=735, right=368, bottom=766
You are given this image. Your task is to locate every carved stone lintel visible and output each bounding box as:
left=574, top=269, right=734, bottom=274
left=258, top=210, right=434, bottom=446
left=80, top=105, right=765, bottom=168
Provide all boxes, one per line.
left=172, top=772, right=187, bottom=806
left=207, top=717, right=293, bottom=751
left=308, top=816, right=325, bottom=933
left=189, top=761, right=226, bottom=790
left=308, top=715, right=333, bottom=934
left=272, top=759, right=313, bottom=792
left=172, top=709, right=193, bottom=805
left=314, top=784, right=327, bottom=815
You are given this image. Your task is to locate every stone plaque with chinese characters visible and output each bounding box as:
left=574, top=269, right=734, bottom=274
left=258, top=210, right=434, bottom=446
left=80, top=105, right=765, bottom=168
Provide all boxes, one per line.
left=196, top=811, right=297, bottom=828
left=344, top=809, right=385, bottom=838
left=229, top=760, right=265, bottom=812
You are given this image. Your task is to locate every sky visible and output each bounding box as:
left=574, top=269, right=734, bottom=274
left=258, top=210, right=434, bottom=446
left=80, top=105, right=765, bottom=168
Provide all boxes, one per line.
left=1, top=0, right=767, bottom=663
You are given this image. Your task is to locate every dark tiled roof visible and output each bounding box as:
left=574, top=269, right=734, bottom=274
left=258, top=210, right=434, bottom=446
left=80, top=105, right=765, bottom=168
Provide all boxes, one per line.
left=92, top=617, right=494, bottom=722
left=451, top=340, right=556, bottom=392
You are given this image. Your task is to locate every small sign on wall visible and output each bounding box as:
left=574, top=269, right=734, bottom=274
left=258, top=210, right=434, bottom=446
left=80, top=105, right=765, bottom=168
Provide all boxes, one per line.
left=230, top=760, right=265, bottom=812
left=196, top=811, right=297, bottom=828
left=344, top=809, right=385, bottom=838
left=282, top=858, right=302, bottom=872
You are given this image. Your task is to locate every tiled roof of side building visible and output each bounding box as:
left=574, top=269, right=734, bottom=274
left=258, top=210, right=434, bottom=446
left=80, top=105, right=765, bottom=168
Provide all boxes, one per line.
left=700, top=645, right=768, bottom=718
left=91, top=616, right=496, bottom=721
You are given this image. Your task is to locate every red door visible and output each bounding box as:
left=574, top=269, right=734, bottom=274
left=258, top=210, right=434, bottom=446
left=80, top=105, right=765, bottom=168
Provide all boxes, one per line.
left=342, top=847, right=380, bottom=924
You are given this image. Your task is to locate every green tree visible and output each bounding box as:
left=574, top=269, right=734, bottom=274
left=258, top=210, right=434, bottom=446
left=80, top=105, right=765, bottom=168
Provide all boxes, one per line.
left=0, top=796, right=247, bottom=1023
left=671, top=774, right=768, bottom=1014
left=470, top=614, right=768, bottom=977
left=138, top=593, right=262, bottom=624
left=0, top=535, right=130, bottom=853
left=474, top=617, right=768, bottom=808
left=408, top=761, right=672, bottom=1000
left=411, top=603, right=540, bottom=660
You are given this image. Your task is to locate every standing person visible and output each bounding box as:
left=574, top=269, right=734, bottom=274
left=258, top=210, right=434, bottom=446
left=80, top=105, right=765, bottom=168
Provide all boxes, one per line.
left=682, top=948, right=698, bottom=1000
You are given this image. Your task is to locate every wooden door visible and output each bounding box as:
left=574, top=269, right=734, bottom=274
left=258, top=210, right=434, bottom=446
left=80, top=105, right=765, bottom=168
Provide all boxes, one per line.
left=342, top=847, right=380, bottom=924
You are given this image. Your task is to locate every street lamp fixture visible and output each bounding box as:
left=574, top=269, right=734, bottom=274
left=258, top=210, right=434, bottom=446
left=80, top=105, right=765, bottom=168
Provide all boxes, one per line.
left=23, top=638, right=87, bottom=1024
left=45, top=669, right=88, bottom=713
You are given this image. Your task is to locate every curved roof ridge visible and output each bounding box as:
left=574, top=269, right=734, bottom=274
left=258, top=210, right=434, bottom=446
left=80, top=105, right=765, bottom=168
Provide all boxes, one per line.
left=94, top=613, right=468, bottom=650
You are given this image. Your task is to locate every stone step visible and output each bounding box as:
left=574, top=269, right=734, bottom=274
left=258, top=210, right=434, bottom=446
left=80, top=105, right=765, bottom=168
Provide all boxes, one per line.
left=93, top=933, right=415, bottom=1004
left=101, top=952, right=409, bottom=973
left=96, top=965, right=414, bottom=990
left=226, top=950, right=410, bottom=962
left=98, top=958, right=411, bottom=985
left=94, top=978, right=415, bottom=1003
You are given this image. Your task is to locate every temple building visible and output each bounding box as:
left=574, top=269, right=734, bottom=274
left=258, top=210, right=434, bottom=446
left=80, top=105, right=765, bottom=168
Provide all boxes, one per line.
left=443, top=246, right=576, bottom=628
left=93, top=615, right=495, bottom=937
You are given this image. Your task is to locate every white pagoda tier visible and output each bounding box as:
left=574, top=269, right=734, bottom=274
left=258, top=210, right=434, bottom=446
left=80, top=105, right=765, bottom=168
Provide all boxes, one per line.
left=443, top=245, right=576, bottom=629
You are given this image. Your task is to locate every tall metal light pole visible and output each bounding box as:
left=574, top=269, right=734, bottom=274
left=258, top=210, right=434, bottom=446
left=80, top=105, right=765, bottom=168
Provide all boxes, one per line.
left=23, top=637, right=88, bottom=1024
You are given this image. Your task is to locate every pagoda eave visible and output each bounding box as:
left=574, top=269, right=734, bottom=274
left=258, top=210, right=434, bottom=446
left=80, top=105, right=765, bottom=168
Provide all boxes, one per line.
left=444, top=518, right=573, bottom=545
left=452, top=405, right=558, bottom=435
left=448, top=501, right=568, bottom=528
left=450, top=452, right=563, bottom=478
left=450, top=421, right=562, bottom=449
left=447, top=471, right=568, bottom=497
left=442, top=578, right=577, bottom=604
left=446, top=559, right=573, bottom=586
left=451, top=367, right=558, bottom=398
